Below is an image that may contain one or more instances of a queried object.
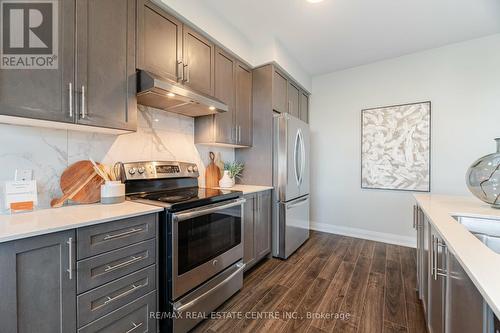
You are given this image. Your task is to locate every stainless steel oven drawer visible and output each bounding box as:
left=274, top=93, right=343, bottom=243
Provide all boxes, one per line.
left=78, top=291, right=157, bottom=333
left=77, top=239, right=156, bottom=293
left=173, top=262, right=245, bottom=333
left=77, top=214, right=157, bottom=260
left=77, top=265, right=156, bottom=327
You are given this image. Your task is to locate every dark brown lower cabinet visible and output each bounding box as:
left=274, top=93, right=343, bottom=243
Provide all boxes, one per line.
left=243, top=190, right=272, bottom=271
left=416, top=206, right=490, bottom=333
left=0, top=213, right=159, bottom=333
left=446, top=251, right=485, bottom=333
left=0, top=230, right=77, bottom=333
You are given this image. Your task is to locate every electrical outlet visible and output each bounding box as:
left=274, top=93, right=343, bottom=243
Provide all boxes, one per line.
left=15, top=169, right=33, bottom=182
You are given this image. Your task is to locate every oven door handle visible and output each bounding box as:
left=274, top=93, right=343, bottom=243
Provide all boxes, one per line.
left=171, top=198, right=246, bottom=222
left=173, top=262, right=245, bottom=313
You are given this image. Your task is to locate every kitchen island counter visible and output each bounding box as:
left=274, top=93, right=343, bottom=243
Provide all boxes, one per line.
left=415, top=194, right=500, bottom=319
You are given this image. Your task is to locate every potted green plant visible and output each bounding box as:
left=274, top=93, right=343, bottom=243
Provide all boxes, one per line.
left=219, top=161, right=244, bottom=188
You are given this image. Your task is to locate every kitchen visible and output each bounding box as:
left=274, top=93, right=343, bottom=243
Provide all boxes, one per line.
left=0, top=0, right=499, bottom=332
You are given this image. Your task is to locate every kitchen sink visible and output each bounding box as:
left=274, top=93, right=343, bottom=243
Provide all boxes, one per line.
left=453, top=216, right=500, bottom=254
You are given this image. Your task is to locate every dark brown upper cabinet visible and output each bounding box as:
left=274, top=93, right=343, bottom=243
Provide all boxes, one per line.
left=136, top=0, right=182, bottom=83
left=300, top=91, right=309, bottom=123
left=235, top=62, right=253, bottom=146
left=287, top=81, right=300, bottom=118
left=137, top=2, right=214, bottom=97
left=182, top=27, right=215, bottom=96
left=0, top=0, right=75, bottom=124
left=214, top=47, right=236, bottom=143
left=272, top=70, right=288, bottom=113
left=194, top=48, right=252, bottom=147
left=0, top=0, right=137, bottom=132
left=76, top=0, right=137, bottom=131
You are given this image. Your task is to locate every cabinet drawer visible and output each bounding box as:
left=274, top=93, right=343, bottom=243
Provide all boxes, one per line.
left=78, top=265, right=156, bottom=327
left=77, top=239, right=156, bottom=293
left=78, top=291, right=157, bottom=333
left=77, top=214, right=157, bottom=260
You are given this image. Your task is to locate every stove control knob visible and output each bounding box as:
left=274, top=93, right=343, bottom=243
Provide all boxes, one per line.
left=193, top=166, right=198, bottom=173
left=128, top=167, right=137, bottom=175
left=212, top=259, right=218, bottom=266
left=137, top=167, right=145, bottom=174
left=187, top=166, right=194, bottom=173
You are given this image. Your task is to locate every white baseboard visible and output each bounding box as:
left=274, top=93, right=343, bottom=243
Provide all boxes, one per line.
left=310, top=222, right=416, bottom=248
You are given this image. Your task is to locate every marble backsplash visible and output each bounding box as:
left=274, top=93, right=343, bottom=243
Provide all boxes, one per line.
left=0, top=106, right=234, bottom=209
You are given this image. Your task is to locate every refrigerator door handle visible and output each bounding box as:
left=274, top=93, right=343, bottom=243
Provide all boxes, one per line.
left=286, top=196, right=309, bottom=209
left=298, top=129, right=306, bottom=186
left=293, top=130, right=301, bottom=187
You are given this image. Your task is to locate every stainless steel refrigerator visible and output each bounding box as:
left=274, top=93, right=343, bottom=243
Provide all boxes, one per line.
left=272, top=113, right=310, bottom=259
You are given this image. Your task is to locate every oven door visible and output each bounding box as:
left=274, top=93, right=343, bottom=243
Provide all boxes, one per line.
left=171, top=198, right=245, bottom=300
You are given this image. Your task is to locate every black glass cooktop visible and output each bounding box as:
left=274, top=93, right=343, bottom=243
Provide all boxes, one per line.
left=131, top=187, right=242, bottom=211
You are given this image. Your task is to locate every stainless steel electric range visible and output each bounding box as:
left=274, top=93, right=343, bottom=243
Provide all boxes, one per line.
left=121, top=161, right=246, bottom=333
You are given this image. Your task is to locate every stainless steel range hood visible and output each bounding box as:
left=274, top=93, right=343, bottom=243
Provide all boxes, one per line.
left=136, top=70, right=228, bottom=117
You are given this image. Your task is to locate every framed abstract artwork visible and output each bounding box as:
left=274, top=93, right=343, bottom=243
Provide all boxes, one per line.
left=361, top=101, right=431, bottom=192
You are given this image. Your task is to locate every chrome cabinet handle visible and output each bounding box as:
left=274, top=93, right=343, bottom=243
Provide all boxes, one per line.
left=177, top=60, right=184, bottom=81
left=238, top=125, right=241, bottom=143
left=288, top=100, right=291, bottom=113
left=432, top=234, right=447, bottom=280
left=103, top=227, right=143, bottom=241
left=102, top=282, right=146, bottom=306
left=431, top=234, right=436, bottom=280
left=436, top=239, right=448, bottom=277
left=69, top=83, right=73, bottom=117
left=67, top=237, right=73, bottom=280
left=413, top=205, right=417, bottom=229
left=183, top=62, right=189, bottom=83
left=125, top=321, right=143, bottom=333
left=104, top=255, right=144, bottom=272
left=81, top=85, right=86, bottom=119
left=434, top=235, right=438, bottom=280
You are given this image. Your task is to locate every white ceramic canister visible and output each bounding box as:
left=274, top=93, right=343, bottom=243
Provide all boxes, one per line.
left=100, top=181, right=126, bottom=204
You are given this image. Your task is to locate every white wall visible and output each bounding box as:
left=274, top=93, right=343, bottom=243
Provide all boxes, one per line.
left=0, top=107, right=234, bottom=211
left=310, top=34, right=500, bottom=246
left=156, top=0, right=254, bottom=64
left=158, top=0, right=312, bottom=91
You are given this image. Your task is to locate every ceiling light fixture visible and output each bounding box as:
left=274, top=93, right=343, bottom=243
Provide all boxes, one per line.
left=167, top=92, right=175, bottom=97
left=306, top=0, right=324, bottom=3
left=208, top=106, right=216, bottom=111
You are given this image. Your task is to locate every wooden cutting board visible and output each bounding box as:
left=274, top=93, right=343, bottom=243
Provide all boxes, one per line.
left=57, top=160, right=104, bottom=205
left=205, top=152, right=220, bottom=188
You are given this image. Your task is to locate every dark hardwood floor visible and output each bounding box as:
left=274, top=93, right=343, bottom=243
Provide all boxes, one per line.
left=192, top=231, right=427, bottom=333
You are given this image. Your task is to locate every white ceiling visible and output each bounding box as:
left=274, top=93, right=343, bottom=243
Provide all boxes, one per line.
left=204, top=0, right=500, bottom=76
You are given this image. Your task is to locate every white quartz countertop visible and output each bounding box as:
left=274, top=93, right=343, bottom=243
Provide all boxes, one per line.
left=414, top=194, right=500, bottom=319
left=209, top=184, right=274, bottom=195
left=0, top=201, right=163, bottom=244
